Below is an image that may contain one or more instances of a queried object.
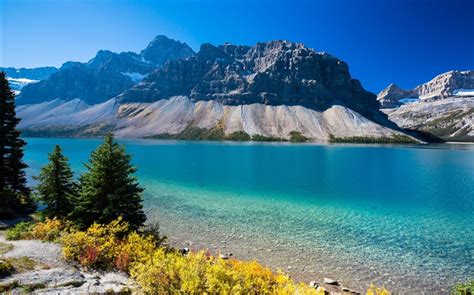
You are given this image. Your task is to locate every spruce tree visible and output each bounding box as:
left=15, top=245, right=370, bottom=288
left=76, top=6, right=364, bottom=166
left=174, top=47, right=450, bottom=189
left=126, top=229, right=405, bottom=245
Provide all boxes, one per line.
left=72, top=133, right=146, bottom=230
left=0, top=71, right=34, bottom=216
left=35, top=145, right=76, bottom=218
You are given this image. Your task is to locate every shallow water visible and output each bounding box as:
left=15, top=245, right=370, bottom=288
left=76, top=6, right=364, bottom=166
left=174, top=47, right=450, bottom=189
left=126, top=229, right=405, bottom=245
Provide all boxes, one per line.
left=24, top=138, right=474, bottom=293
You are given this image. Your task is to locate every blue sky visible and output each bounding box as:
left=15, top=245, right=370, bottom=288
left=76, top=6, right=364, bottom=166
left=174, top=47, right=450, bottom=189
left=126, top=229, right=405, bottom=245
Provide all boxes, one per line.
left=1, top=0, right=473, bottom=92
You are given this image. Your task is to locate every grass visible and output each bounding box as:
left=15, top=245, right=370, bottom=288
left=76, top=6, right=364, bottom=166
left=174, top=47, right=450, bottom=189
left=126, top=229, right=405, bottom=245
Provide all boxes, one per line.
left=0, top=242, right=14, bottom=255
left=5, top=256, right=49, bottom=273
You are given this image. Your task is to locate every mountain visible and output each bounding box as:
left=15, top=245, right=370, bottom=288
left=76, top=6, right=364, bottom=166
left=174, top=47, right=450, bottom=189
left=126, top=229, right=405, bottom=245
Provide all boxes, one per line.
left=0, top=66, right=58, bottom=94
left=380, top=70, right=474, bottom=142
left=117, top=41, right=386, bottom=125
left=16, top=37, right=416, bottom=142
left=16, top=35, right=195, bottom=105
left=378, top=70, right=474, bottom=108
left=140, top=35, right=195, bottom=66
left=17, top=96, right=410, bottom=142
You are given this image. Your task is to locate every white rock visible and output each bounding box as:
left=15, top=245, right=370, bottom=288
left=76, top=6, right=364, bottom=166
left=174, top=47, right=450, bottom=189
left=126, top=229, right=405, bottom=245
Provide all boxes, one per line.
left=309, top=280, right=318, bottom=288
left=323, top=277, right=339, bottom=285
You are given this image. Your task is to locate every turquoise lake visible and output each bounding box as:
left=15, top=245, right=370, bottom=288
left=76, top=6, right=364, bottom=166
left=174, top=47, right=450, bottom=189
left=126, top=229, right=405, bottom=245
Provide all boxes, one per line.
left=24, top=138, right=474, bottom=293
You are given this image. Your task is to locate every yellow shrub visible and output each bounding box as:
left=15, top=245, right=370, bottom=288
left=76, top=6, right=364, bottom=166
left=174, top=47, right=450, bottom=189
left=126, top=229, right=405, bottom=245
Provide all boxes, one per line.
left=55, top=218, right=358, bottom=294
left=130, top=249, right=323, bottom=294
left=367, top=284, right=391, bottom=295
left=30, top=218, right=71, bottom=241
left=114, top=231, right=156, bottom=271
left=61, top=217, right=129, bottom=269
left=6, top=217, right=387, bottom=294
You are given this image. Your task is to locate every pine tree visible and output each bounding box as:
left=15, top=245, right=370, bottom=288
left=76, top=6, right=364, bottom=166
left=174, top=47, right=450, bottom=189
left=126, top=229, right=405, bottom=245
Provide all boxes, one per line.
left=0, top=71, right=34, bottom=216
left=35, top=145, right=76, bottom=218
left=72, top=133, right=146, bottom=230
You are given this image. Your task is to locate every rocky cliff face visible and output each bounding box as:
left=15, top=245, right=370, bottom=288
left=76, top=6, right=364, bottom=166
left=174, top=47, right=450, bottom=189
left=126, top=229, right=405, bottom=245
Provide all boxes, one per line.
left=378, top=70, right=474, bottom=108
left=16, top=36, right=195, bottom=105
left=117, top=40, right=383, bottom=123
left=380, top=70, right=474, bottom=142
left=15, top=37, right=410, bottom=141
left=377, top=84, right=417, bottom=108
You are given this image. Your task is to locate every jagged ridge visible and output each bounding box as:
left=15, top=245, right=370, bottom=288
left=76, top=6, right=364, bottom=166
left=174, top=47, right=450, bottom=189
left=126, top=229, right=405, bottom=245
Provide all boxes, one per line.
left=16, top=36, right=195, bottom=105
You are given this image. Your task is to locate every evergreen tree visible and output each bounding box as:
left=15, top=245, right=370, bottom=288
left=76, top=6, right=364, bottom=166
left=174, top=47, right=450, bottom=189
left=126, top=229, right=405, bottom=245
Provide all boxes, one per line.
left=35, top=145, right=76, bottom=218
left=0, top=71, right=34, bottom=216
left=72, top=133, right=146, bottom=230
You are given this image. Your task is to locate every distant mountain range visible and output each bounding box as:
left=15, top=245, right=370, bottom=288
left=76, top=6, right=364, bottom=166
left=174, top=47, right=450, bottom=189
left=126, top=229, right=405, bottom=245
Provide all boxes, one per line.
left=0, top=66, right=58, bottom=94
left=378, top=70, right=474, bottom=108
left=378, top=71, right=474, bottom=142
left=4, top=35, right=472, bottom=142
left=15, top=35, right=194, bottom=105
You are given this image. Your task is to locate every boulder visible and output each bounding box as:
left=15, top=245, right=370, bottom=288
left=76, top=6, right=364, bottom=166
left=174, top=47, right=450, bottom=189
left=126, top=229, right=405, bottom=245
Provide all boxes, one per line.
left=323, top=277, right=339, bottom=285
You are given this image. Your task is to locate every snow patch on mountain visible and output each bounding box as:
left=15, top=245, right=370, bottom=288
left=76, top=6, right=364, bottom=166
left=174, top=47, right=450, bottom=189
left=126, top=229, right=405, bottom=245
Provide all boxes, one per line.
left=398, top=98, right=419, bottom=104
left=7, top=78, right=39, bottom=85
left=453, top=89, right=474, bottom=96
left=121, top=72, right=146, bottom=83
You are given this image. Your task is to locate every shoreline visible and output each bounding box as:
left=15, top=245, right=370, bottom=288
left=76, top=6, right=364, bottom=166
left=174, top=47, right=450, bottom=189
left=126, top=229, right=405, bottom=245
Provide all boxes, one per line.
left=21, top=135, right=474, bottom=146
left=152, top=209, right=456, bottom=294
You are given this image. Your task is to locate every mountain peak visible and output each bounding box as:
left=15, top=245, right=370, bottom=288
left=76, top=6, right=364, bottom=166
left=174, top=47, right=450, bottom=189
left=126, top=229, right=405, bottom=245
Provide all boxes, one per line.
left=140, top=35, right=195, bottom=66
left=378, top=70, right=474, bottom=108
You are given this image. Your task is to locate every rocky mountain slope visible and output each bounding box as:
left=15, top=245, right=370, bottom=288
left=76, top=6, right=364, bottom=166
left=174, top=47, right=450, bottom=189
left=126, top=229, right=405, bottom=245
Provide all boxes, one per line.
left=16, top=36, right=195, bottom=105
left=378, top=70, right=474, bottom=108
left=118, top=41, right=387, bottom=125
left=379, top=70, right=474, bottom=142
left=17, top=96, right=409, bottom=142
left=13, top=36, right=414, bottom=142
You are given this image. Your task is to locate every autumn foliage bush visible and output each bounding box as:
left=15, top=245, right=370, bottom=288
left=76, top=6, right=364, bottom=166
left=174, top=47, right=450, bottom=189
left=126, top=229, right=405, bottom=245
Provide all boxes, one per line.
left=129, top=248, right=318, bottom=294
left=13, top=217, right=391, bottom=294
left=5, top=218, right=69, bottom=241
left=30, top=217, right=72, bottom=241
left=367, top=284, right=390, bottom=295
left=57, top=217, right=323, bottom=294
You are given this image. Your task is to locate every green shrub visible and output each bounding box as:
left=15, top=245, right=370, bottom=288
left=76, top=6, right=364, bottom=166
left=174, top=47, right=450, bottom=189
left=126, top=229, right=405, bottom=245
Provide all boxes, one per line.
left=6, top=257, right=48, bottom=273
left=5, top=222, right=34, bottom=240
left=251, top=134, right=285, bottom=142
left=226, top=131, right=251, bottom=141
left=0, top=260, right=14, bottom=277
left=453, top=280, right=474, bottom=295
left=328, top=134, right=418, bottom=144
left=289, top=131, right=308, bottom=143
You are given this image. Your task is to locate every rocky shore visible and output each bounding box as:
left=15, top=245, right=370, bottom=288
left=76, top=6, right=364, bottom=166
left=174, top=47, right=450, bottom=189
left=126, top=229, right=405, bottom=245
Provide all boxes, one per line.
left=0, top=227, right=358, bottom=294
left=0, top=232, right=134, bottom=294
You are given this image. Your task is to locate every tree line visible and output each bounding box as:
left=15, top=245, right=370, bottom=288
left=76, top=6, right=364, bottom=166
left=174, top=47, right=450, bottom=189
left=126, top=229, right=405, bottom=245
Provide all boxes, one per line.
left=0, top=71, right=145, bottom=229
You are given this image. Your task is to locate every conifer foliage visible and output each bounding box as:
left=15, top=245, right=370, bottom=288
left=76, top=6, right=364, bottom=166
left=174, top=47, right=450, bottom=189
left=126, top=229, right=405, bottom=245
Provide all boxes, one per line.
left=72, top=133, right=146, bottom=230
left=35, top=145, right=76, bottom=218
left=0, top=72, right=34, bottom=217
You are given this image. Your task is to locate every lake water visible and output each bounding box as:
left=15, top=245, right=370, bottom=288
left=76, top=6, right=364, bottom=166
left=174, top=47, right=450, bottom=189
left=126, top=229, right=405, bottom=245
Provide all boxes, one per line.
left=24, top=138, right=474, bottom=293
